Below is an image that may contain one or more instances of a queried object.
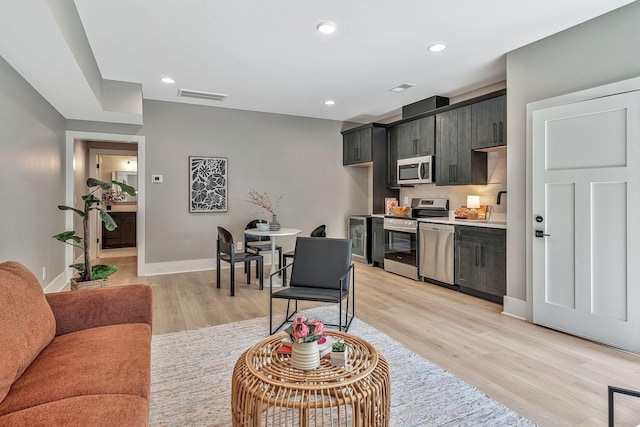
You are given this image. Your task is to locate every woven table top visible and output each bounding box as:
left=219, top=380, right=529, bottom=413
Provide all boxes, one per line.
left=244, top=331, right=380, bottom=390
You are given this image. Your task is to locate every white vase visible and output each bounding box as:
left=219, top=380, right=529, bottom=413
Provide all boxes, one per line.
left=291, top=341, right=320, bottom=370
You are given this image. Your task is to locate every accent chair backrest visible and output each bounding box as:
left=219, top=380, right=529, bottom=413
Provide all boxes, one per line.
left=217, top=227, right=234, bottom=256
left=310, top=225, right=326, bottom=237
left=289, top=237, right=352, bottom=291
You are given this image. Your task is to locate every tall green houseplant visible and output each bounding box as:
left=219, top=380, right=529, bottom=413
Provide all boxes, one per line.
left=53, top=178, right=136, bottom=282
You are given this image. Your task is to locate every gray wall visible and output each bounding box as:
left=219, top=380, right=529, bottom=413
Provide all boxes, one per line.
left=0, top=55, right=66, bottom=287
left=68, top=100, right=368, bottom=265
left=504, top=1, right=640, bottom=318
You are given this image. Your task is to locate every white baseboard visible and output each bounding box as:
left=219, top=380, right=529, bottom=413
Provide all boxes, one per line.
left=43, top=270, right=69, bottom=293
left=142, top=254, right=275, bottom=277
left=502, top=295, right=532, bottom=321
left=144, top=258, right=215, bottom=276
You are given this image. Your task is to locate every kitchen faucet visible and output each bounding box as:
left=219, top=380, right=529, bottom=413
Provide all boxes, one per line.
left=497, top=191, right=507, bottom=205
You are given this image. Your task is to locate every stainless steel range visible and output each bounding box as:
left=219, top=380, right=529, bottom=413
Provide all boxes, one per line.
left=383, top=198, right=449, bottom=280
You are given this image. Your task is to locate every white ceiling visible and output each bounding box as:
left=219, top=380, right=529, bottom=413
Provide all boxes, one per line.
left=0, top=0, right=635, bottom=124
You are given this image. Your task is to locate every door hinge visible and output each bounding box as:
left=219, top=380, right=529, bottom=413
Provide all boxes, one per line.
left=97, top=238, right=100, bottom=243
left=96, top=163, right=100, bottom=169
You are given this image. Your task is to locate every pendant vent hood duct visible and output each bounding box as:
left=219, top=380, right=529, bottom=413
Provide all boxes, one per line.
left=178, top=89, right=228, bottom=102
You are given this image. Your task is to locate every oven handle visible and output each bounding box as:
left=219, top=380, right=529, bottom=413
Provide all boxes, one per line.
left=383, top=225, right=417, bottom=234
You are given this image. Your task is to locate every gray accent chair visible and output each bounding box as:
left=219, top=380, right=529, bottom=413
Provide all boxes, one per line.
left=269, top=236, right=354, bottom=335
left=282, top=224, right=326, bottom=285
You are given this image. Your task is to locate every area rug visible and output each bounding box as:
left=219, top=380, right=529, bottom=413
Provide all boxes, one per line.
left=150, top=306, right=533, bottom=426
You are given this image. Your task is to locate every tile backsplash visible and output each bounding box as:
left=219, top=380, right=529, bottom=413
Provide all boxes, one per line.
left=400, top=150, right=507, bottom=215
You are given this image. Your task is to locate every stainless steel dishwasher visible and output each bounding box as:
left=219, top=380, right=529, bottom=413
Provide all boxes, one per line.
left=419, top=222, right=455, bottom=286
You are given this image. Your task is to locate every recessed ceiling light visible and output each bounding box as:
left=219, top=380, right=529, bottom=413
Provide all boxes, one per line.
left=324, top=100, right=336, bottom=105
left=389, top=83, right=416, bottom=93
left=316, top=21, right=337, bottom=34
left=161, top=77, right=175, bottom=84
left=428, top=43, right=447, bottom=53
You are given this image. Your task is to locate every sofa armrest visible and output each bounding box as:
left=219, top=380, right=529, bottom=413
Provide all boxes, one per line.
left=45, top=284, right=152, bottom=336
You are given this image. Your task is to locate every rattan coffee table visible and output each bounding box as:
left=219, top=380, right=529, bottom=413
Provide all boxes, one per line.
left=231, top=331, right=390, bottom=427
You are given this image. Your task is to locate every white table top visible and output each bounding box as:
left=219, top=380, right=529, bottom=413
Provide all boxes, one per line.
left=244, top=228, right=301, bottom=237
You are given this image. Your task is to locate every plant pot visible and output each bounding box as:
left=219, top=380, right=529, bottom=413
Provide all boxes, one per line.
left=291, top=341, right=320, bottom=370
left=270, top=214, right=281, bottom=231
left=70, top=277, right=110, bottom=291
left=331, top=348, right=348, bottom=367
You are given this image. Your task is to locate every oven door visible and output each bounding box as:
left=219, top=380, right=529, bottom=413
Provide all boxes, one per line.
left=384, top=228, right=417, bottom=266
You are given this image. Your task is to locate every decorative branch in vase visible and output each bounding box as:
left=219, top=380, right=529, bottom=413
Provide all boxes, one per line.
left=246, top=188, right=283, bottom=231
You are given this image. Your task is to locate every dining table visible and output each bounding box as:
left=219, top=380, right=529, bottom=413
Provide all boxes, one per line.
left=244, top=227, right=301, bottom=287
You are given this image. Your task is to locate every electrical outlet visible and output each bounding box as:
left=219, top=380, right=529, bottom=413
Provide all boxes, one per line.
left=236, top=242, right=243, bottom=251
left=403, top=196, right=409, bottom=205
left=42, top=267, right=46, bottom=281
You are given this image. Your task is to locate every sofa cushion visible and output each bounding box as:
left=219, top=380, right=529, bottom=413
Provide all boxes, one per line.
left=0, top=323, right=151, bottom=417
left=0, top=262, right=56, bottom=404
left=0, top=395, right=148, bottom=427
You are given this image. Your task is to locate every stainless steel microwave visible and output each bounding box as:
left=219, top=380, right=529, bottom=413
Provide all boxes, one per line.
left=397, top=155, right=433, bottom=185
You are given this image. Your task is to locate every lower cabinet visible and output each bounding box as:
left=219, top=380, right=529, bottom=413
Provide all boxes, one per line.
left=102, top=211, right=137, bottom=249
left=371, top=217, right=385, bottom=267
left=454, top=226, right=505, bottom=303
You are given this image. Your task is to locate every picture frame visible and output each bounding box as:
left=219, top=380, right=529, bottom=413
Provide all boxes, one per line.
left=189, top=156, right=227, bottom=212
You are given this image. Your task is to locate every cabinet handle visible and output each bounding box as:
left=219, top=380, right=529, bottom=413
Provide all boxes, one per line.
left=448, top=165, right=453, bottom=182
left=481, top=247, right=486, bottom=268
left=475, top=246, right=479, bottom=266
left=499, top=122, right=504, bottom=143
left=493, top=123, right=497, bottom=143
left=452, top=165, right=457, bottom=182
left=355, top=144, right=360, bottom=161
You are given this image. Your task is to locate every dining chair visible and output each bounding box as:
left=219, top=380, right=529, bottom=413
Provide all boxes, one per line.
left=282, top=224, right=326, bottom=285
left=244, top=219, right=283, bottom=278
left=269, top=236, right=354, bottom=335
left=217, top=227, right=263, bottom=296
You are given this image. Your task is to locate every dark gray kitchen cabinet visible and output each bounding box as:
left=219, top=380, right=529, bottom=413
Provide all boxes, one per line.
left=102, top=211, right=136, bottom=249
left=435, top=106, right=487, bottom=186
left=455, top=225, right=506, bottom=303
left=472, top=95, right=506, bottom=149
left=371, top=217, right=385, bottom=267
left=387, top=128, right=398, bottom=188
left=395, top=116, right=435, bottom=160
left=343, top=127, right=373, bottom=165
left=342, top=124, right=398, bottom=213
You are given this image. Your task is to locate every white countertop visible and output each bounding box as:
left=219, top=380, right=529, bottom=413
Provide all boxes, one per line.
left=372, top=211, right=507, bottom=229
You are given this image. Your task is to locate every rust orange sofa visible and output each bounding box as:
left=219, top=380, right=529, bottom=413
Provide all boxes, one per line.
left=0, top=261, right=152, bottom=426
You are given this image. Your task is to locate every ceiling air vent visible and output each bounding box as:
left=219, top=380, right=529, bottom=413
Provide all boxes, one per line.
left=178, top=89, right=228, bottom=102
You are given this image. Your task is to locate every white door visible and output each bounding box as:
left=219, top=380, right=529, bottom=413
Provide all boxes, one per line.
left=532, top=90, right=640, bottom=353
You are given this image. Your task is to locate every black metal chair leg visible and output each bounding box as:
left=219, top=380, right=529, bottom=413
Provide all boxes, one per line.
left=232, top=265, right=236, bottom=296
left=259, top=259, right=264, bottom=290
left=216, top=258, right=221, bottom=289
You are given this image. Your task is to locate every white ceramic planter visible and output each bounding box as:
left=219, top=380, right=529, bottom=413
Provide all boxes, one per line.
left=291, top=341, right=320, bottom=370
left=330, top=348, right=348, bottom=367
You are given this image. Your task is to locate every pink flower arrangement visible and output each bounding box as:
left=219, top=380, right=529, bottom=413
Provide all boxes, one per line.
left=284, top=316, right=325, bottom=343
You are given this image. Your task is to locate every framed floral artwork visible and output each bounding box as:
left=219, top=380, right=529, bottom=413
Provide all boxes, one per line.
left=189, top=156, right=227, bottom=212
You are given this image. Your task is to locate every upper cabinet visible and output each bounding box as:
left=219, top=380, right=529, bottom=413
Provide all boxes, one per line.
left=395, top=116, right=435, bottom=159
left=435, top=106, right=487, bottom=186
left=343, top=127, right=373, bottom=165
left=342, top=124, right=398, bottom=213
left=471, top=95, right=506, bottom=149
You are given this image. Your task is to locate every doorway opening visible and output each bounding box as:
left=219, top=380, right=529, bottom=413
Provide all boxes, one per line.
left=65, top=131, right=146, bottom=283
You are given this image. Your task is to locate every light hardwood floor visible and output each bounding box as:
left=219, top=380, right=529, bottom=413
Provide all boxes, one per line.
left=106, top=256, right=640, bottom=426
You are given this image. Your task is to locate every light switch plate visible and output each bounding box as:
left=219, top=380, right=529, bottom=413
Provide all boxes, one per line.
left=152, top=174, right=163, bottom=183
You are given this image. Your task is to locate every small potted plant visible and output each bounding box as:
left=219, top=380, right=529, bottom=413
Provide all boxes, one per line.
left=53, top=178, right=136, bottom=290
left=331, top=341, right=348, bottom=367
